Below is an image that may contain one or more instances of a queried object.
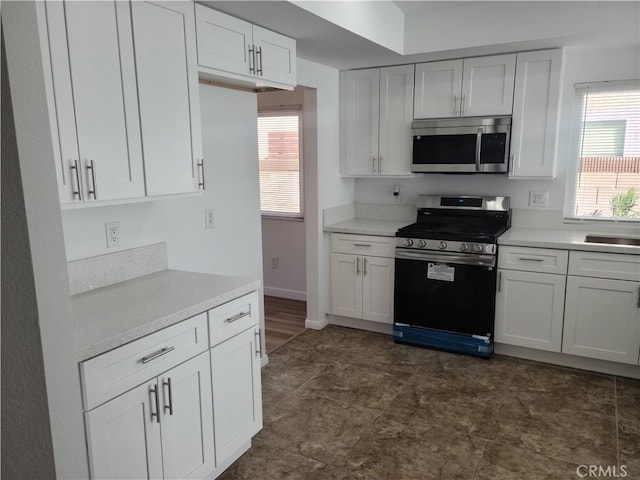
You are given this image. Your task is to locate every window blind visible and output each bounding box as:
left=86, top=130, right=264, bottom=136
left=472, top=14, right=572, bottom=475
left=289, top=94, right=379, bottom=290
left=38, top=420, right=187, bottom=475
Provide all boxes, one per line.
left=257, top=111, right=303, bottom=218
left=569, top=81, right=640, bottom=220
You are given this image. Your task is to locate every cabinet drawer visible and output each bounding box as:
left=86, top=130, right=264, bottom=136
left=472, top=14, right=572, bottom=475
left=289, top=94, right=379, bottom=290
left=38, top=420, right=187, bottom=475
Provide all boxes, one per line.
left=498, top=246, right=568, bottom=274
left=81, top=313, right=208, bottom=410
left=331, top=233, right=395, bottom=257
left=209, top=291, right=260, bottom=347
left=569, top=251, right=640, bottom=281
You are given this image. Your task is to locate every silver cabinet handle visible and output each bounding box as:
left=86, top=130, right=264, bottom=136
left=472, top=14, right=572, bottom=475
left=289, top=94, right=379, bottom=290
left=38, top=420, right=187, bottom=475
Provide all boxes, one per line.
left=150, top=385, right=160, bottom=423
left=356, top=257, right=361, bottom=275
left=256, top=46, right=263, bottom=75
left=197, top=158, right=205, bottom=190
left=86, top=159, right=97, bottom=199
left=453, top=95, right=458, bottom=116
left=372, top=156, right=377, bottom=174
left=353, top=243, right=372, bottom=247
left=637, top=287, right=640, bottom=309
left=248, top=45, right=255, bottom=74
left=475, top=128, right=482, bottom=172
left=70, top=160, right=82, bottom=200
left=461, top=93, right=466, bottom=116
left=225, top=311, right=250, bottom=324
left=498, top=271, right=502, bottom=292
left=510, top=153, right=515, bottom=174
left=379, top=156, right=383, bottom=174
left=141, top=346, right=175, bottom=364
left=518, top=257, right=544, bottom=262
left=363, top=257, right=368, bottom=276
left=163, top=378, right=173, bottom=415
left=255, top=329, right=262, bottom=356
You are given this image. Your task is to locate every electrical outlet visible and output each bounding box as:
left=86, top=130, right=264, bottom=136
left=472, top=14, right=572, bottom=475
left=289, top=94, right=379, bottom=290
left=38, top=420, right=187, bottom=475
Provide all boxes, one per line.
left=392, top=185, right=402, bottom=202
left=105, top=221, right=120, bottom=248
left=205, top=208, right=215, bottom=229
left=271, top=256, right=279, bottom=269
left=529, top=191, right=549, bottom=208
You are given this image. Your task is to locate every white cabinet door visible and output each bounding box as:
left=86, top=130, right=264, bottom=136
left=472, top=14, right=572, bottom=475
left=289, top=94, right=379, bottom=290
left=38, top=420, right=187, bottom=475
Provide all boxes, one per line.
left=362, top=256, right=394, bottom=324
left=253, top=25, right=296, bottom=87
left=44, top=1, right=145, bottom=203
left=414, top=59, right=463, bottom=119
left=131, top=1, right=202, bottom=196
left=210, top=327, right=263, bottom=466
left=195, top=4, right=253, bottom=77
left=563, top=276, right=640, bottom=364
left=160, top=352, right=216, bottom=480
left=510, top=50, right=562, bottom=178
left=494, top=270, right=565, bottom=352
left=331, top=253, right=363, bottom=319
left=462, top=54, right=516, bottom=117
left=85, top=380, right=163, bottom=480
left=378, top=65, right=414, bottom=176
left=342, top=69, right=380, bottom=175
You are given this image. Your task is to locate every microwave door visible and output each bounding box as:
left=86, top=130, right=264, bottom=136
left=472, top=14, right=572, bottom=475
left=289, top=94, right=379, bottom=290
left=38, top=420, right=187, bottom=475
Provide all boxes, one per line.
left=477, top=131, right=509, bottom=173
left=412, top=126, right=483, bottom=173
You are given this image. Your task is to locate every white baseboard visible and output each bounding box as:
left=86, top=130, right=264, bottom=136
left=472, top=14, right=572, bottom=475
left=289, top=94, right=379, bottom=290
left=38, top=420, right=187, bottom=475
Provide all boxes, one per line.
left=495, top=343, right=640, bottom=379
left=263, top=286, right=306, bottom=301
left=260, top=354, right=269, bottom=367
left=329, top=315, right=394, bottom=335
left=305, top=316, right=329, bottom=330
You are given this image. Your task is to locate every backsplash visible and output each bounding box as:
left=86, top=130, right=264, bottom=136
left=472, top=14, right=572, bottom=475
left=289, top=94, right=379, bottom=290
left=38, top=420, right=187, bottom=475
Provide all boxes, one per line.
left=68, top=243, right=168, bottom=295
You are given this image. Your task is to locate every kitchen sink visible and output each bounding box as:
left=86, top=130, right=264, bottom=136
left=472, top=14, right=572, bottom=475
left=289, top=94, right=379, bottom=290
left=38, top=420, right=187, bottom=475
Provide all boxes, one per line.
left=584, top=234, right=640, bottom=246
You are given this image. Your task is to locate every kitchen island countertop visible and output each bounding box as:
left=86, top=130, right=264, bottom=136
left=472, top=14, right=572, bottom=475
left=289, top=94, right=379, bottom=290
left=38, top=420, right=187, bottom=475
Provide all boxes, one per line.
left=72, top=269, right=261, bottom=361
left=324, top=218, right=412, bottom=237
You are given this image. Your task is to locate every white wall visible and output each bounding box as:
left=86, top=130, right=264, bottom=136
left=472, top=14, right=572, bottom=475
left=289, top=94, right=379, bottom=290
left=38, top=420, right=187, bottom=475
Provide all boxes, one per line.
left=296, top=57, right=354, bottom=327
left=354, top=43, right=640, bottom=218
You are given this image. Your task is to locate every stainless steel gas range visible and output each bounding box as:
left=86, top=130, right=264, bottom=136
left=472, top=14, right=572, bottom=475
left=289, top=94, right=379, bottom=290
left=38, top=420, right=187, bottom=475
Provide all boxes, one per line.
left=393, top=195, right=511, bottom=358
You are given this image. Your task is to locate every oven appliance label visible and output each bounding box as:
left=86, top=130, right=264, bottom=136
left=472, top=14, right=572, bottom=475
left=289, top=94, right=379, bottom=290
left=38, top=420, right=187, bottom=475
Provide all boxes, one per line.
left=427, top=263, right=455, bottom=282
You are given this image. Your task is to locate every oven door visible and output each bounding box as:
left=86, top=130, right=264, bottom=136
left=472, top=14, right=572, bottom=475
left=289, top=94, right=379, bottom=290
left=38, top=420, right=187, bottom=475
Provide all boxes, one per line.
left=394, top=249, right=497, bottom=338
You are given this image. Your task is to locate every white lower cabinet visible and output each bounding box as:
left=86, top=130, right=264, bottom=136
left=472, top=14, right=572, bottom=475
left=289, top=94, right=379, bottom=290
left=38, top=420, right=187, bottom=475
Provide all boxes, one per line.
left=494, top=269, right=566, bottom=352
left=563, top=276, right=640, bottom=365
left=210, top=326, right=263, bottom=464
left=85, top=351, right=215, bottom=479
left=330, top=234, right=395, bottom=324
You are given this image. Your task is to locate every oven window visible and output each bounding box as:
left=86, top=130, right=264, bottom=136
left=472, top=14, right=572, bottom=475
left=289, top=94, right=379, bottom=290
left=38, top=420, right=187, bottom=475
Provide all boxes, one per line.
left=394, top=258, right=497, bottom=337
left=479, top=133, right=507, bottom=164
left=413, top=134, right=477, bottom=165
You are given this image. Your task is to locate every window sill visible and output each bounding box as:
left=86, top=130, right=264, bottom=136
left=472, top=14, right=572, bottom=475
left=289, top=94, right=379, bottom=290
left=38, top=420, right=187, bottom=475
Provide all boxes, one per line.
left=261, top=215, right=304, bottom=222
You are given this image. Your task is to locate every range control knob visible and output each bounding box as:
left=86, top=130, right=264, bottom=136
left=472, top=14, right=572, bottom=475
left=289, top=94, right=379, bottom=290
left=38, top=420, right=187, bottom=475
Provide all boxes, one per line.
left=473, top=244, right=484, bottom=253
left=459, top=243, right=470, bottom=252
left=417, top=240, right=427, bottom=248
left=437, top=241, right=447, bottom=250
left=404, top=239, right=414, bottom=247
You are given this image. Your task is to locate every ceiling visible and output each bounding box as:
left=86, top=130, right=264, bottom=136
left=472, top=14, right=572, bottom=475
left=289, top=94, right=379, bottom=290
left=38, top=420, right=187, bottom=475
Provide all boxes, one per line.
left=202, top=1, right=640, bottom=70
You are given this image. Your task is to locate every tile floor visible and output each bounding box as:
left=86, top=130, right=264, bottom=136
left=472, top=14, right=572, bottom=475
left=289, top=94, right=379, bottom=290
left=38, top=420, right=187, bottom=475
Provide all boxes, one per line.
left=220, top=326, right=640, bottom=480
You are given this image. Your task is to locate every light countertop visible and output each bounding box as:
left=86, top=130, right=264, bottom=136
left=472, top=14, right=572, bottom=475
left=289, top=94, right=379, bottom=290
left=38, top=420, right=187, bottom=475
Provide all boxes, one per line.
left=73, top=270, right=261, bottom=361
left=324, top=218, right=412, bottom=237
left=499, top=228, right=640, bottom=254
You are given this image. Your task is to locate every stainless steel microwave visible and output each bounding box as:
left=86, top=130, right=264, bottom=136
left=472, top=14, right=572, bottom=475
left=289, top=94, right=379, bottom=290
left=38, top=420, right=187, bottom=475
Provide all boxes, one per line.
left=411, top=116, right=511, bottom=173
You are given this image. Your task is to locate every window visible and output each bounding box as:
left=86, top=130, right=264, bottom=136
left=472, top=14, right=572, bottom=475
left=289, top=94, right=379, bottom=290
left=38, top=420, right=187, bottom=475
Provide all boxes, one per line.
left=257, top=109, right=303, bottom=218
left=566, top=81, right=640, bottom=220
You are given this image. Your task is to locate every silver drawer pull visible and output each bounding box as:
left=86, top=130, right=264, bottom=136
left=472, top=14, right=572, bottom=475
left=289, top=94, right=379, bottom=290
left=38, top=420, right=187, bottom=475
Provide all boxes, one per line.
left=141, top=346, right=175, bottom=364
left=518, top=257, right=544, bottom=262
left=353, top=243, right=372, bottom=247
left=225, top=311, right=250, bottom=324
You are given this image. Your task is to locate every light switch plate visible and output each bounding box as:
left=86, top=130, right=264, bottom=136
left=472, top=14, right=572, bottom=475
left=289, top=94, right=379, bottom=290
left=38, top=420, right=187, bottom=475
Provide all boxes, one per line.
left=205, top=208, right=215, bottom=229
left=529, top=191, right=549, bottom=208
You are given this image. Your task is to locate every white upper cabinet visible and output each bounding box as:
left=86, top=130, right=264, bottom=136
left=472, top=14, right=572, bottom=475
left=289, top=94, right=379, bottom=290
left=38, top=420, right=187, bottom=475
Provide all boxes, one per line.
left=131, top=1, right=203, bottom=196
left=42, top=1, right=145, bottom=204
left=195, top=5, right=296, bottom=89
left=341, top=65, right=414, bottom=176
left=414, top=60, right=463, bottom=119
left=510, top=49, right=563, bottom=178
left=414, top=54, right=515, bottom=119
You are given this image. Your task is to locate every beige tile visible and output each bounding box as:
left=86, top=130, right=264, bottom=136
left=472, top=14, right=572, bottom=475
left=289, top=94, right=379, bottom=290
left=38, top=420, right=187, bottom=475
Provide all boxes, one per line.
left=298, top=362, right=410, bottom=410
left=619, top=419, right=640, bottom=480
left=254, top=392, right=381, bottom=465
left=475, top=441, right=580, bottom=480
left=493, top=391, right=617, bottom=466
left=617, top=377, right=640, bottom=423
left=347, top=415, right=485, bottom=480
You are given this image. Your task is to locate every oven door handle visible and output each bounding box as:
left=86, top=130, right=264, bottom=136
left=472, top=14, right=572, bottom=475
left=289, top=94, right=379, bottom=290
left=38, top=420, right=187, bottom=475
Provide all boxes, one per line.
left=395, top=249, right=496, bottom=267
